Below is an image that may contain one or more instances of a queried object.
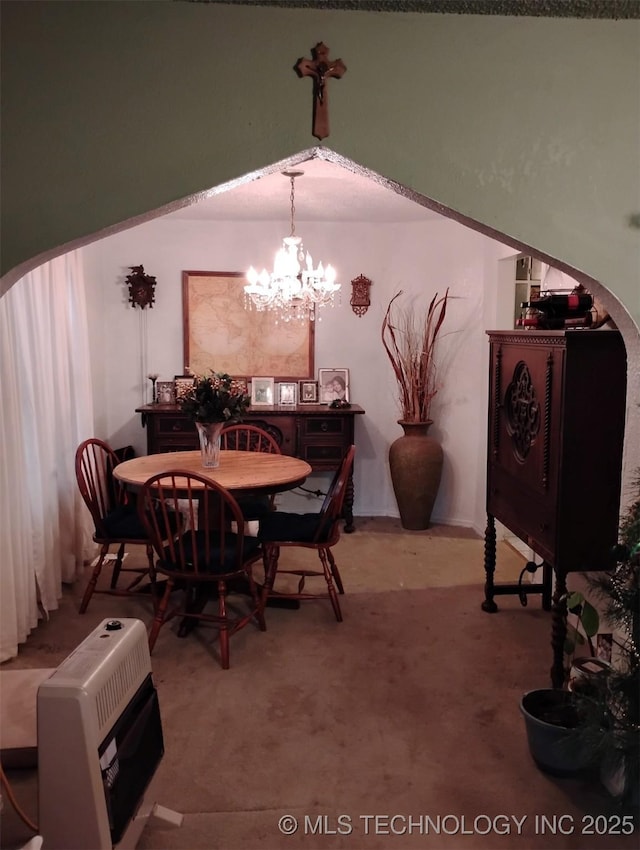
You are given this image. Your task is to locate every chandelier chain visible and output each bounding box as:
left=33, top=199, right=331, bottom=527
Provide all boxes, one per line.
left=290, top=174, right=296, bottom=238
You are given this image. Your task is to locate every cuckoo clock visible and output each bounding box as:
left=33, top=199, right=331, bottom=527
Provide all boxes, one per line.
left=350, top=274, right=371, bottom=317
left=126, top=265, right=156, bottom=309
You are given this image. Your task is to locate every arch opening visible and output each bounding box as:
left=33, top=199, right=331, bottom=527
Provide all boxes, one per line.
left=3, top=146, right=639, bottom=500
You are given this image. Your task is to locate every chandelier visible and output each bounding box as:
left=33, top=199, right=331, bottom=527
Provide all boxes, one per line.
left=244, top=170, right=340, bottom=322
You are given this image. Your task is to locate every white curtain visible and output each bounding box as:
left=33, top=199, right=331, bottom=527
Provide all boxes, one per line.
left=0, top=250, right=96, bottom=662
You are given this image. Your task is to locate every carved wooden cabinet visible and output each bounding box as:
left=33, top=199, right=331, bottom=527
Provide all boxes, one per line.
left=136, top=404, right=365, bottom=531
left=483, top=330, right=626, bottom=687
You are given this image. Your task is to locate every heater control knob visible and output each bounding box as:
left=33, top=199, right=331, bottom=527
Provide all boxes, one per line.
left=105, top=620, right=123, bottom=631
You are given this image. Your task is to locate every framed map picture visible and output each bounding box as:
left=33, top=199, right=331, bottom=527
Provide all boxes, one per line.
left=182, top=271, right=314, bottom=380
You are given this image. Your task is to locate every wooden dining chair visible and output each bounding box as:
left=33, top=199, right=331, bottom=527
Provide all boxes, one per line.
left=138, top=470, right=266, bottom=669
left=221, top=424, right=282, bottom=522
left=257, top=445, right=356, bottom=622
left=75, top=438, right=155, bottom=613
left=220, top=423, right=281, bottom=454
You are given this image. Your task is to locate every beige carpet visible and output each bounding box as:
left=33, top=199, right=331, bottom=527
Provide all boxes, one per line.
left=1, top=522, right=634, bottom=850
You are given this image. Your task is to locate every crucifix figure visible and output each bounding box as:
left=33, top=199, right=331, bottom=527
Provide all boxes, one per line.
left=295, top=42, right=346, bottom=141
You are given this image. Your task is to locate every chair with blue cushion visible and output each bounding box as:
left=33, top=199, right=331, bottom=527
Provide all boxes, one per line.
left=138, top=470, right=265, bottom=669
left=220, top=424, right=281, bottom=522
left=258, top=445, right=355, bottom=622
left=75, top=438, right=155, bottom=614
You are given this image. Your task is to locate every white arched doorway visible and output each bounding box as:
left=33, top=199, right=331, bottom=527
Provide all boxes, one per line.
left=2, top=147, right=638, bottom=661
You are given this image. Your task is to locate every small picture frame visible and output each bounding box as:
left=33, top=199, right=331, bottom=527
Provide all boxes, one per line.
left=233, top=376, right=249, bottom=396
left=251, top=377, right=275, bottom=406
left=278, top=381, right=297, bottom=405
left=318, top=369, right=350, bottom=405
left=156, top=380, right=175, bottom=405
left=174, top=375, right=195, bottom=401
left=299, top=380, right=318, bottom=404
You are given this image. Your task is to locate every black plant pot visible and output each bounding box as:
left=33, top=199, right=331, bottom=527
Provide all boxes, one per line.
left=520, top=688, right=591, bottom=776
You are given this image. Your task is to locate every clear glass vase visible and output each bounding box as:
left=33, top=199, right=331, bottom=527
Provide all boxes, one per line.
left=195, top=421, right=224, bottom=468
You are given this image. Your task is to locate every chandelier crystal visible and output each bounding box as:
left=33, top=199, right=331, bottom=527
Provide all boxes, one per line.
left=244, top=171, right=340, bottom=322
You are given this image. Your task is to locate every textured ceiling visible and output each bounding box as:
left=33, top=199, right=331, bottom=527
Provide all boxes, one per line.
left=182, top=0, right=640, bottom=19
left=163, top=157, right=442, bottom=223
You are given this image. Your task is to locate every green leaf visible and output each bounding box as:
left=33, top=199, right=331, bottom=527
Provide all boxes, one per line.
left=566, top=590, right=585, bottom=612
left=580, top=600, right=600, bottom=637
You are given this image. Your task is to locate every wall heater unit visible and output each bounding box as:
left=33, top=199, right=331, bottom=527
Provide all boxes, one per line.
left=37, top=618, right=180, bottom=850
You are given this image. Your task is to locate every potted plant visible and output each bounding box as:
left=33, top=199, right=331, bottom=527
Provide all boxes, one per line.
left=381, top=288, right=449, bottom=530
left=521, top=473, right=640, bottom=804
left=178, top=371, right=250, bottom=467
left=520, top=596, right=601, bottom=776
left=571, top=475, right=640, bottom=811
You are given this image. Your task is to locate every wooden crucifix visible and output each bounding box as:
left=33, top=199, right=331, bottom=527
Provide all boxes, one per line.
left=295, top=42, right=346, bottom=141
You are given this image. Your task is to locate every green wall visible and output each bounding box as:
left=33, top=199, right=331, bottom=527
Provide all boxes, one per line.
left=2, top=2, right=639, bottom=323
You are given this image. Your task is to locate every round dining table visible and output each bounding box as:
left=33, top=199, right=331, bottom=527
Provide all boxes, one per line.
left=113, top=449, right=312, bottom=495
left=114, top=449, right=311, bottom=616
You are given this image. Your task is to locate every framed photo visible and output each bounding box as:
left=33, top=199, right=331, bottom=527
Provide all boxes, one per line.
left=278, top=381, right=297, bottom=405
left=156, top=380, right=175, bottom=404
left=234, top=377, right=249, bottom=396
left=182, top=271, right=314, bottom=380
left=174, top=375, right=194, bottom=401
left=318, top=369, right=350, bottom=405
left=251, top=377, right=275, bottom=406
left=299, top=380, right=318, bottom=404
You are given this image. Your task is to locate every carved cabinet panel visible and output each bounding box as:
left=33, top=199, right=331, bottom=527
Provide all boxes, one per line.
left=487, top=330, right=626, bottom=573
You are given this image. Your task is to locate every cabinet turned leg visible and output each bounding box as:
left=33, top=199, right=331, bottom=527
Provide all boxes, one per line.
left=541, top=561, right=553, bottom=611
left=550, top=570, right=567, bottom=689
left=481, top=514, right=498, bottom=612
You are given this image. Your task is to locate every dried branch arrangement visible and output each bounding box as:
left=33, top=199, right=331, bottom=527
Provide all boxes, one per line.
left=381, top=289, right=449, bottom=423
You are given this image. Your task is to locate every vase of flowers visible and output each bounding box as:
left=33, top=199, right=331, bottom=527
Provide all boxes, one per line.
left=381, top=289, right=449, bottom=529
left=177, top=371, right=250, bottom=468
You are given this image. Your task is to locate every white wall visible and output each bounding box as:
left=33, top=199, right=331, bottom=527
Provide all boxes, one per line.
left=82, top=214, right=516, bottom=526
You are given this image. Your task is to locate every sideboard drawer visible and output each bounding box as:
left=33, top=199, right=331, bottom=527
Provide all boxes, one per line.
left=302, top=417, right=345, bottom=437
left=156, top=416, right=196, bottom=436
left=300, top=443, right=345, bottom=465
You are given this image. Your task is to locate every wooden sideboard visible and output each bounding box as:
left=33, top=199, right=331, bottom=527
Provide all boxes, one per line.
left=483, top=329, right=627, bottom=687
left=135, top=403, right=365, bottom=531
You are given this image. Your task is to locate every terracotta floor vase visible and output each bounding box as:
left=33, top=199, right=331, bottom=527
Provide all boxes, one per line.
left=389, top=420, right=443, bottom=530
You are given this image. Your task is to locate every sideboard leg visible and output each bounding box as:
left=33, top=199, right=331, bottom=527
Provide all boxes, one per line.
left=481, top=513, right=498, bottom=612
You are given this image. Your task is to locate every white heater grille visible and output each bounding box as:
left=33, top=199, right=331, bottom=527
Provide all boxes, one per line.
left=94, top=636, right=149, bottom=735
